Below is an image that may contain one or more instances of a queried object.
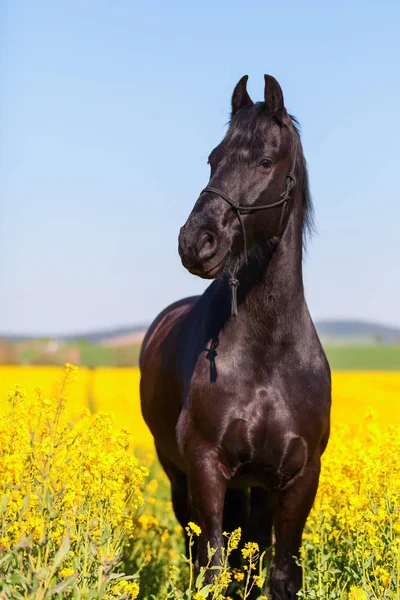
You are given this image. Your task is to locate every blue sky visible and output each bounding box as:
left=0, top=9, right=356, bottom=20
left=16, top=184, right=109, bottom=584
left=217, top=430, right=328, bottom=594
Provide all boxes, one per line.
left=1, top=0, right=400, bottom=334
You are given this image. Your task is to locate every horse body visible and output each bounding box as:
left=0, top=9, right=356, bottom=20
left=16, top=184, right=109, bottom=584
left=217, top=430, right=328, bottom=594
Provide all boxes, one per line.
left=140, top=75, right=331, bottom=599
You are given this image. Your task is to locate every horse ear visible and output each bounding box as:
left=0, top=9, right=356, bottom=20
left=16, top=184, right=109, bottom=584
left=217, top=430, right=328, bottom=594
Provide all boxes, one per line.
left=264, top=74, right=288, bottom=123
left=231, top=75, right=254, bottom=117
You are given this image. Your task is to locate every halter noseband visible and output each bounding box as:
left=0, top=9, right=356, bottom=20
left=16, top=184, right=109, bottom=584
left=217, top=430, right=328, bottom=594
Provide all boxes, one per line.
left=200, top=134, right=298, bottom=317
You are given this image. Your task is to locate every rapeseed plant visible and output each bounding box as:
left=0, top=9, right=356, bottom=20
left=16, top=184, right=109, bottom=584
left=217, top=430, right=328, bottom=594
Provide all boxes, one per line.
left=0, top=365, right=147, bottom=599
left=1, top=366, right=400, bottom=598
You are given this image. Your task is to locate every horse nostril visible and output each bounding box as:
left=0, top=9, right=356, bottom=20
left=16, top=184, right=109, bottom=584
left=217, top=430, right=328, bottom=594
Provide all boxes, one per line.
left=197, top=231, right=217, bottom=261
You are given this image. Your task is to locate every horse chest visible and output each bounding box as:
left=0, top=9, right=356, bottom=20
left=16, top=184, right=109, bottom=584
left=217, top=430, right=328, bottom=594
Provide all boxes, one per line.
left=187, top=374, right=316, bottom=490
left=219, top=415, right=309, bottom=489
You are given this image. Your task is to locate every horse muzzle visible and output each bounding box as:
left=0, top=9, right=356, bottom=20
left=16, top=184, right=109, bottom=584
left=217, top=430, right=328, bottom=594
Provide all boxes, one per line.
left=178, top=224, right=230, bottom=279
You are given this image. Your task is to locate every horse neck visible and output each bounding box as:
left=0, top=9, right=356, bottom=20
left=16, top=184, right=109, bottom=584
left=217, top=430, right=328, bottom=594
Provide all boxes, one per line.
left=238, top=190, right=306, bottom=340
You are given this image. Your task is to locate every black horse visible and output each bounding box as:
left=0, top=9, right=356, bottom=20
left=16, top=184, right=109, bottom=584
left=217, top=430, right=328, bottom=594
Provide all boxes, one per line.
left=140, top=75, right=331, bottom=599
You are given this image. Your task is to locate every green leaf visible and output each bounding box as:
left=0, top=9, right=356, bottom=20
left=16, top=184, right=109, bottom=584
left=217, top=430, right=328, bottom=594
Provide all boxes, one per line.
left=0, top=495, right=9, bottom=515
left=100, top=526, right=111, bottom=545
left=14, top=536, right=32, bottom=551
left=18, top=494, right=30, bottom=518
left=195, top=570, right=205, bottom=589
left=198, top=584, right=212, bottom=596
left=52, top=534, right=70, bottom=570
left=8, top=572, right=28, bottom=585
left=45, top=574, right=78, bottom=597
left=85, top=590, right=100, bottom=600
left=72, top=586, right=81, bottom=600
left=364, top=555, right=374, bottom=569
left=89, top=541, right=97, bottom=557
left=0, top=550, right=14, bottom=567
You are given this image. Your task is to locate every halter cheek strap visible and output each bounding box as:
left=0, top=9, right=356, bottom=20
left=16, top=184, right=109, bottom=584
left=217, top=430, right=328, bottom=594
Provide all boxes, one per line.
left=200, top=135, right=298, bottom=317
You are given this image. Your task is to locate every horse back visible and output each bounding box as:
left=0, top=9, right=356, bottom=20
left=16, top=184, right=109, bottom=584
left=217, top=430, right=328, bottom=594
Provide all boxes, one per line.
left=140, top=296, right=199, bottom=369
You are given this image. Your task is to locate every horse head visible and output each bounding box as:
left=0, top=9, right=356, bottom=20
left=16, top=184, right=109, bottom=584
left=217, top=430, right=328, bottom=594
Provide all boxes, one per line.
left=178, top=75, right=300, bottom=279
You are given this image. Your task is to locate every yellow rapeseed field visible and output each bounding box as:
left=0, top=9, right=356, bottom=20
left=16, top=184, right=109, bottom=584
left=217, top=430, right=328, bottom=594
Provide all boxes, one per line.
left=1, top=367, right=400, bottom=441
left=1, top=365, right=400, bottom=599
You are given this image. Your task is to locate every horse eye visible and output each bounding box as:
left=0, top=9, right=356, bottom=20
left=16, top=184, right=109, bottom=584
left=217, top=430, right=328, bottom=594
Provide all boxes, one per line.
left=260, top=158, right=273, bottom=169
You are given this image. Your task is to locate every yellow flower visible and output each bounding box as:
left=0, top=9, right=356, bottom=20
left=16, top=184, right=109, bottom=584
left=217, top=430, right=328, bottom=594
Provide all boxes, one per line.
left=64, top=362, right=78, bottom=371
left=169, top=549, right=180, bottom=561
left=186, top=521, right=201, bottom=536
left=160, top=529, right=170, bottom=543
left=138, top=514, right=159, bottom=530
left=111, top=580, right=140, bottom=599
left=59, top=567, right=75, bottom=578
left=2, top=364, right=400, bottom=600
left=233, top=569, right=245, bottom=582
left=348, top=586, right=368, bottom=600
left=214, top=570, right=232, bottom=588
left=146, top=478, right=158, bottom=494
left=0, top=367, right=147, bottom=598
left=241, top=541, right=259, bottom=559
left=227, top=527, right=241, bottom=550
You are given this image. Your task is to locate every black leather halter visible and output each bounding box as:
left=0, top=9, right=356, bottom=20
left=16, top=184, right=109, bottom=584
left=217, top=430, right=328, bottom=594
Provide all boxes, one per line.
left=200, top=134, right=298, bottom=317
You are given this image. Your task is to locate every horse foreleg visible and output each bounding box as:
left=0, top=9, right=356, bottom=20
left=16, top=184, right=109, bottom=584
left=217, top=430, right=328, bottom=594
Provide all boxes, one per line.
left=156, top=448, right=192, bottom=555
left=269, top=459, right=320, bottom=600
left=247, top=486, right=277, bottom=550
left=187, top=454, right=227, bottom=577
left=241, top=487, right=277, bottom=600
left=223, top=488, right=249, bottom=569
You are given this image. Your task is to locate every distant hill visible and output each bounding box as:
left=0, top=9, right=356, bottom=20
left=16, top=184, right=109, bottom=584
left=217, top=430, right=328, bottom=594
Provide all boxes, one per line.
left=1, top=325, right=148, bottom=344
left=315, top=320, right=400, bottom=343
left=2, top=320, right=400, bottom=345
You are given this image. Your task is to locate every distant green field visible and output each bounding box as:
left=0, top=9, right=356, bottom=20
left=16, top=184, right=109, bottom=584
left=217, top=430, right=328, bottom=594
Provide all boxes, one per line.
left=77, top=342, right=141, bottom=367
left=12, top=340, right=142, bottom=368
left=323, top=344, right=400, bottom=370
left=81, top=342, right=399, bottom=370
left=7, top=339, right=400, bottom=370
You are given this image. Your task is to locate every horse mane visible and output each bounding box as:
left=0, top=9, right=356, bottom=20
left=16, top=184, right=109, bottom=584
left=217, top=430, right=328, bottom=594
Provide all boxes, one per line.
left=290, top=115, right=315, bottom=247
